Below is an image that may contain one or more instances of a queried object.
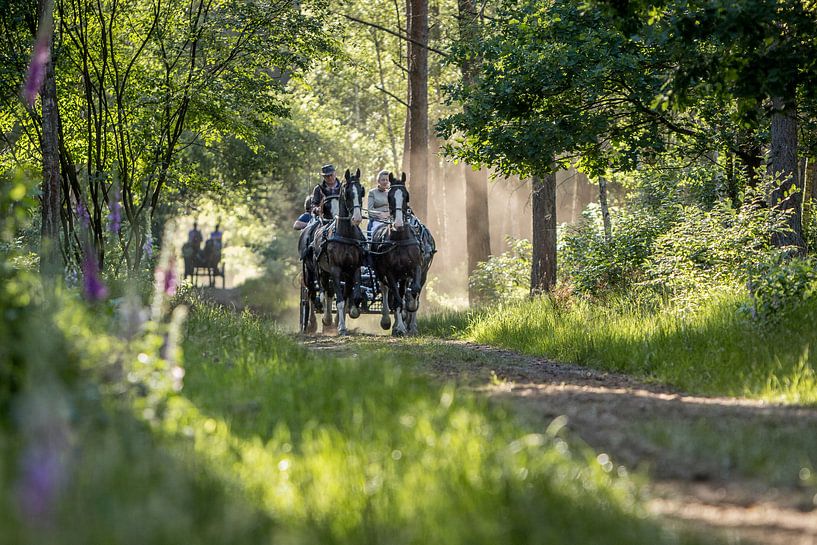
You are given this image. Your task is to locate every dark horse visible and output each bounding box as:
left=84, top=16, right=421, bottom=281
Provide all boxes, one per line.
left=298, top=191, right=338, bottom=332
left=404, top=211, right=436, bottom=335
left=310, top=169, right=366, bottom=335
left=371, top=172, right=426, bottom=336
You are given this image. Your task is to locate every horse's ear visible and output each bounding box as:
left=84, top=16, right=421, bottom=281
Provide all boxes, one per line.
left=388, top=172, right=395, bottom=183
left=344, top=168, right=351, bottom=181
left=355, top=168, right=360, bottom=179
left=401, top=172, right=406, bottom=184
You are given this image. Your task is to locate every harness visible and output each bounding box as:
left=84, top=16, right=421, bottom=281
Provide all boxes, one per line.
left=314, top=221, right=367, bottom=261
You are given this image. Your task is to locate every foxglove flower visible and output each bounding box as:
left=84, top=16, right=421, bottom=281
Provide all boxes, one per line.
left=107, top=188, right=121, bottom=234
left=82, top=253, right=107, bottom=302
left=18, top=443, right=61, bottom=520
left=23, top=37, right=49, bottom=106
left=155, top=255, right=177, bottom=297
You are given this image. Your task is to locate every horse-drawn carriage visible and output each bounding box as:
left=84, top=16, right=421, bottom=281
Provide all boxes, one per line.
left=298, top=170, right=435, bottom=336
left=183, top=238, right=225, bottom=288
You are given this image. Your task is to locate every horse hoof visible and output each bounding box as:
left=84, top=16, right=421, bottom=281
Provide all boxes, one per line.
left=349, top=306, right=360, bottom=319
left=338, top=329, right=349, bottom=336
left=380, top=318, right=391, bottom=330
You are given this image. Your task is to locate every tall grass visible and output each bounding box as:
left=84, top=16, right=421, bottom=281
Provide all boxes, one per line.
left=449, top=292, right=817, bottom=403
left=175, top=302, right=707, bottom=545
left=1, top=298, right=710, bottom=545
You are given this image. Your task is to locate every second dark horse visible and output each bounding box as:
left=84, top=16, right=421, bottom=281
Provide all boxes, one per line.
left=370, top=172, right=424, bottom=336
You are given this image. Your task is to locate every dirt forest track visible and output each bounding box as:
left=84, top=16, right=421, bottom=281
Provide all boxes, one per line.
left=303, top=334, right=817, bottom=545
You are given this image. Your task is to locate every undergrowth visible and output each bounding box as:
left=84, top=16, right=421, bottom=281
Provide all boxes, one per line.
left=422, top=292, right=817, bottom=404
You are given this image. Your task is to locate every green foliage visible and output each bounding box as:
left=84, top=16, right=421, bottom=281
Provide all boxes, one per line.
left=437, top=0, right=723, bottom=178
left=745, top=256, right=817, bottom=322
left=561, top=204, right=670, bottom=296
left=469, top=237, right=531, bottom=303
left=642, top=195, right=789, bottom=306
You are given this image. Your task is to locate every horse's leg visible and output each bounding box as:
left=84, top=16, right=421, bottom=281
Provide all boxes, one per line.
left=348, top=266, right=362, bottom=319
left=379, top=275, right=392, bottom=330
left=392, top=278, right=407, bottom=336
left=332, top=266, right=348, bottom=335
left=406, top=310, right=418, bottom=336
left=405, top=264, right=422, bottom=313
left=321, top=272, right=334, bottom=327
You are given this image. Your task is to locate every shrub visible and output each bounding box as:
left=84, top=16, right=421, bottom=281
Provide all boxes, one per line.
left=560, top=204, right=672, bottom=296
left=643, top=192, right=791, bottom=308
left=468, top=237, right=531, bottom=303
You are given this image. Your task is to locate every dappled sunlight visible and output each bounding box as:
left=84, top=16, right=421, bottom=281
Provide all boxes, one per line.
left=463, top=294, right=817, bottom=404
left=164, top=301, right=682, bottom=544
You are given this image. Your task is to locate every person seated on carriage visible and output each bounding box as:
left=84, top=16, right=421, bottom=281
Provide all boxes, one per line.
left=209, top=223, right=223, bottom=252
left=188, top=221, right=203, bottom=250
left=293, top=195, right=314, bottom=230
left=367, top=169, right=390, bottom=239
left=311, top=164, right=341, bottom=220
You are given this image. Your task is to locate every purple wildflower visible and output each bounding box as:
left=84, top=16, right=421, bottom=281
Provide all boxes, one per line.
left=155, top=255, right=177, bottom=297
left=107, top=187, right=121, bottom=234
left=82, top=253, right=107, bottom=302
left=18, top=445, right=62, bottom=521
left=23, top=36, right=49, bottom=107
left=75, top=200, right=90, bottom=230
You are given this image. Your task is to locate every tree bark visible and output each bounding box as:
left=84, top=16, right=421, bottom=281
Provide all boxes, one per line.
left=39, top=0, right=61, bottom=277
left=599, top=177, right=612, bottom=243
left=531, top=173, right=556, bottom=294
left=406, top=0, right=428, bottom=220
left=372, top=30, right=399, bottom=169
left=769, top=93, right=805, bottom=254
left=458, top=0, right=491, bottom=304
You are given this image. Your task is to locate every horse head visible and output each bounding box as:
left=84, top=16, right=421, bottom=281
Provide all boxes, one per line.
left=322, top=194, right=340, bottom=220
left=387, top=172, right=409, bottom=230
left=343, top=168, right=364, bottom=226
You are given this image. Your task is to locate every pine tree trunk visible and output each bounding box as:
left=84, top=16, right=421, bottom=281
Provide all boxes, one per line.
left=457, top=0, right=491, bottom=304
left=599, top=177, right=612, bottom=243
left=465, top=166, right=491, bottom=302
left=769, top=93, right=805, bottom=254
left=39, top=0, right=61, bottom=277
left=531, top=173, right=556, bottom=294
left=406, top=0, right=428, bottom=220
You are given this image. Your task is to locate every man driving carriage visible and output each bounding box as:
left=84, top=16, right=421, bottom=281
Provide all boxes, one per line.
left=299, top=164, right=340, bottom=259
left=311, top=164, right=341, bottom=219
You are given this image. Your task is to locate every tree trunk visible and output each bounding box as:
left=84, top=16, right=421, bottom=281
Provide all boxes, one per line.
left=406, top=0, right=428, bottom=220
left=465, top=166, right=491, bottom=302
left=599, top=177, right=612, bottom=243
left=458, top=0, right=491, bottom=304
left=39, top=0, right=61, bottom=277
left=531, top=173, right=556, bottom=294
left=372, top=31, right=399, bottom=169
left=769, top=93, right=805, bottom=254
